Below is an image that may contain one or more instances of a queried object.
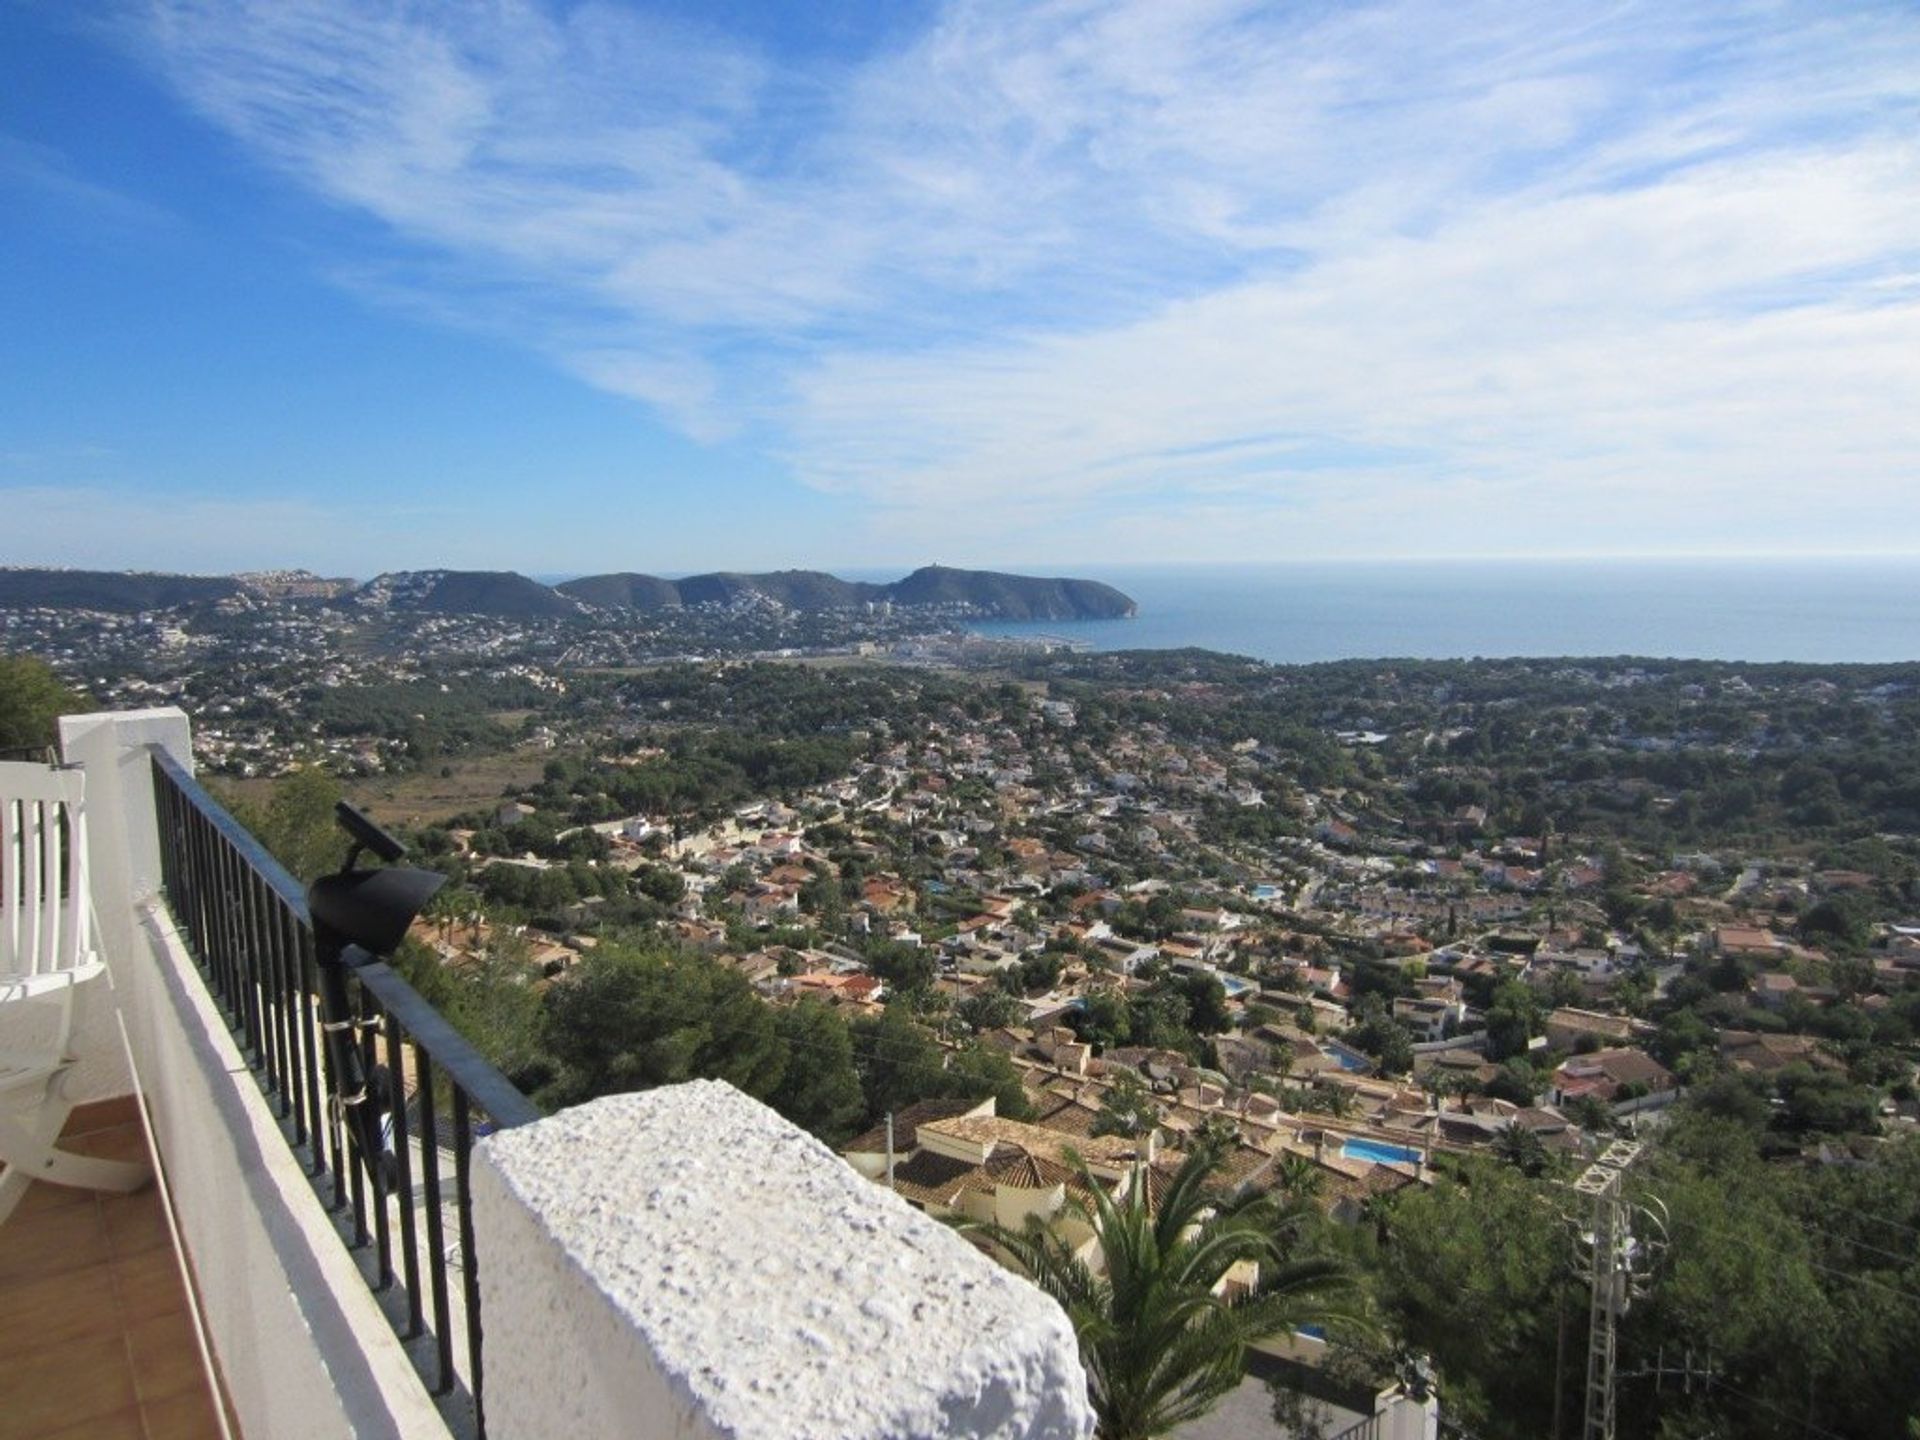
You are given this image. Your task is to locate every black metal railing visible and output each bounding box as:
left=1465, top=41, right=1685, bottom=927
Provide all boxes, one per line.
left=149, top=749, right=539, bottom=1437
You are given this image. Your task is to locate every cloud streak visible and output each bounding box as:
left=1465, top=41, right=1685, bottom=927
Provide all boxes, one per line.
left=126, top=0, right=1920, bottom=560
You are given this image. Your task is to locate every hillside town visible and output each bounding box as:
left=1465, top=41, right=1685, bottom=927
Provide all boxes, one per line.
left=398, top=657, right=1920, bottom=1222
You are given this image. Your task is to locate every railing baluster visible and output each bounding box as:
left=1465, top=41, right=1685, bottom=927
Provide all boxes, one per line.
left=383, top=1011, right=424, bottom=1339
left=246, top=868, right=281, bottom=1101
left=297, top=924, right=327, bottom=1178
left=237, top=844, right=265, bottom=1061
left=416, top=1055, right=456, bottom=1395
left=454, top=1087, right=485, bottom=1435
left=360, top=980, right=393, bottom=1288
left=268, top=894, right=297, bottom=1123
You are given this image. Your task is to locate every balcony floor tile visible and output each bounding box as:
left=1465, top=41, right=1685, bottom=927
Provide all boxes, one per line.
left=0, top=1101, right=229, bottom=1440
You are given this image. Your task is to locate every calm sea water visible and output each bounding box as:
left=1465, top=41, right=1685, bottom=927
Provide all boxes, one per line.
left=967, top=559, right=1920, bottom=664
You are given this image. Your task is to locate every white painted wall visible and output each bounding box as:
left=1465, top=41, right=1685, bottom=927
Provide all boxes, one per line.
left=475, top=1082, right=1096, bottom=1440
left=134, top=905, right=450, bottom=1439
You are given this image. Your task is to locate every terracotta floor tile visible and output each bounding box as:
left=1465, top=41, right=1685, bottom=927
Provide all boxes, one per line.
left=34, top=1407, right=144, bottom=1440
left=0, top=1260, right=119, bottom=1354
left=126, top=1312, right=205, bottom=1406
left=6, top=1174, right=96, bottom=1219
left=59, top=1124, right=151, bottom=1166
left=0, top=1197, right=113, bottom=1285
left=101, top=1191, right=171, bottom=1260
left=111, top=1247, right=188, bottom=1326
left=0, top=1329, right=138, bottom=1437
left=60, top=1097, right=143, bottom=1136
left=0, top=1103, right=223, bottom=1440
left=139, top=1387, right=223, bottom=1440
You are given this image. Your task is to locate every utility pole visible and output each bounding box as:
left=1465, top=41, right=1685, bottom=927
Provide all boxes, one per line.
left=1571, top=1139, right=1661, bottom=1440
left=885, top=1111, right=896, bottom=1191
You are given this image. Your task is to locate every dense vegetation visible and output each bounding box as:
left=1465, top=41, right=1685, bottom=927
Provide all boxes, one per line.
left=1321, top=1107, right=1920, bottom=1440
left=1024, top=651, right=1920, bottom=851
left=0, top=653, right=77, bottom=751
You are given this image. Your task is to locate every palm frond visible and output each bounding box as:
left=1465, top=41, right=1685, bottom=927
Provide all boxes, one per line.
left=955, top=1140, right=1375, bottom=1440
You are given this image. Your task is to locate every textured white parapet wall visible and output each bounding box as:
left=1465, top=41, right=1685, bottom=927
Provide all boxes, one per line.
left=474, top=1081, right=1096, bottom=1440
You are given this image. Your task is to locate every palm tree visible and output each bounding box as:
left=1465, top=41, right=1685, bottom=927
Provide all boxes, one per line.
left=1274, top=1151, right=1325, bottom=1204
left=1491, top=1121, right=1550, bottom=1177
left=964, top=1141, right=1366, bottom=1440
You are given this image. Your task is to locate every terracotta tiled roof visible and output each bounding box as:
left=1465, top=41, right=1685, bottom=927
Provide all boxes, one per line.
left=840, top=1098, right=981, bottom=1156
left=887, top=1149, right=978, bottom=1208
left=980, top=1147, right=1076, bottom=1191
left=918, top=1114, right=1142, bottom=1169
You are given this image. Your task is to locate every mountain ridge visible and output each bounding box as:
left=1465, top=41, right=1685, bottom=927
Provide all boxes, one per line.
left=557, top=565, right=1135, bottom=620
left=0, top=564, right=1136, bottom=622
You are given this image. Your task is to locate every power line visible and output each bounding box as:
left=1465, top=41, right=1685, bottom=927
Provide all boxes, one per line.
left=1793, top=1220, right=1917, bottom=1271
left=1704, top=1375, right=1852, bottom=1440
left=1790, top=1190, right=1920, bottom=1242
left=1668, top=1214, right=1920, bottom=1310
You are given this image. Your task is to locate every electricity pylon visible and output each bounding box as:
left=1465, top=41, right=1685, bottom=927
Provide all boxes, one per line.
left=1571, top=1139, right=1665, bottom=1440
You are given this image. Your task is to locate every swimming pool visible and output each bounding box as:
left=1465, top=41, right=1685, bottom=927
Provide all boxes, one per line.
left=1341, top=1137, right=1422, bottom=1166
left=1325, top=1042, right=1371, bottom=1072
left=1252, top=884, right=1278, bottom=900
left=1219, top=974, right=1256, bottom=998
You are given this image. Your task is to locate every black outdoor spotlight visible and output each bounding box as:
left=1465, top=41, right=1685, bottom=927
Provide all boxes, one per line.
left=307, top=801, right=445, bottom=1196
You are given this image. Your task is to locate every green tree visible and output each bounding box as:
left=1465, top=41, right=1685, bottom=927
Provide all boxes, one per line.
left=1274, top=1151, right=1324, bottom=1204
left=0, top=653, right=78, bottom=751
left=965, top=1140, right=1364, bottom=1440
left=1170, top=971, right=1232, bottom=1036
left=1380, top=1161, right=1578, bottom=1436
left=956, top=990, right=1026, bottom=1034
left=1490, top=1123, right=1549, bottom=1177
left=236, top=766, right=346, bottom=882
left=1075, top=989, right=1133, bottom=1051
left=771, top=1000, right=866, bottom=1144
left=1484, top=981, right=1540, bottom=1062
left=542, top=947, right=788, bottom=1107
left=1091, top=1069, right=1159, bottom=1139
left=430, top=929, right=549, bottom=1093
left=851, top=1008, right=1032, bottom=1124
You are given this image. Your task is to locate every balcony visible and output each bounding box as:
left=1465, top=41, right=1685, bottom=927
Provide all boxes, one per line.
left=1, top=708, right=1093, bottom=1440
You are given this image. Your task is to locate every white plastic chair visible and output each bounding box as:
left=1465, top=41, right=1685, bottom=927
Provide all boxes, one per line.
left=0, top=759, right=150, bottom=1225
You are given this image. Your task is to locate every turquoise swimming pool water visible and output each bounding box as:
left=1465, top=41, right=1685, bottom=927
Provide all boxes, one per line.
left=1325, top=1042, right=1370, bottom=1072
left=1341, top=1137, right=1421, bottom=1166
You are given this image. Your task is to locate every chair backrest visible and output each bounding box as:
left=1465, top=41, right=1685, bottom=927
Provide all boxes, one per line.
left=0, top=761, right=90, bottom=980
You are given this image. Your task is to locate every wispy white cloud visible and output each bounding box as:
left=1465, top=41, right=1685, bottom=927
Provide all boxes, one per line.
left=124, top=0, right=1920, bottom=559
left=0, top=134, right=179, bottom=234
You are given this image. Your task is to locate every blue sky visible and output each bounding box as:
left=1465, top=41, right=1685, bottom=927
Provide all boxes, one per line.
left=3, top=1, right=1918, bottom=578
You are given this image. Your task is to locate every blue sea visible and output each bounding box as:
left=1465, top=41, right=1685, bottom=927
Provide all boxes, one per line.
left=967, top=558, right=1920, bottom=665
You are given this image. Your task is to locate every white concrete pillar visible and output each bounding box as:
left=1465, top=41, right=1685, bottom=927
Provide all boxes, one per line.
left=474, top=1081, right=1095, bottom=1440
left=47, top=707, right=193, bottom=1102
left=1375, top=1387, right=1441, bottom=1440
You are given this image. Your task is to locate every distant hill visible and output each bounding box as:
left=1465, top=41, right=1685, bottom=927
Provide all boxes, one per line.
left=358, top=570, right=585, bottom=619
left=0, top=563, right=1135, bottom=623
left=882, top=566, right=1136, bottom=621
left=554, top=572, right=684, bottom=610
left=0, top=568, right=240, bottom=612
left=560, top=565, right=1135, bottom=620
